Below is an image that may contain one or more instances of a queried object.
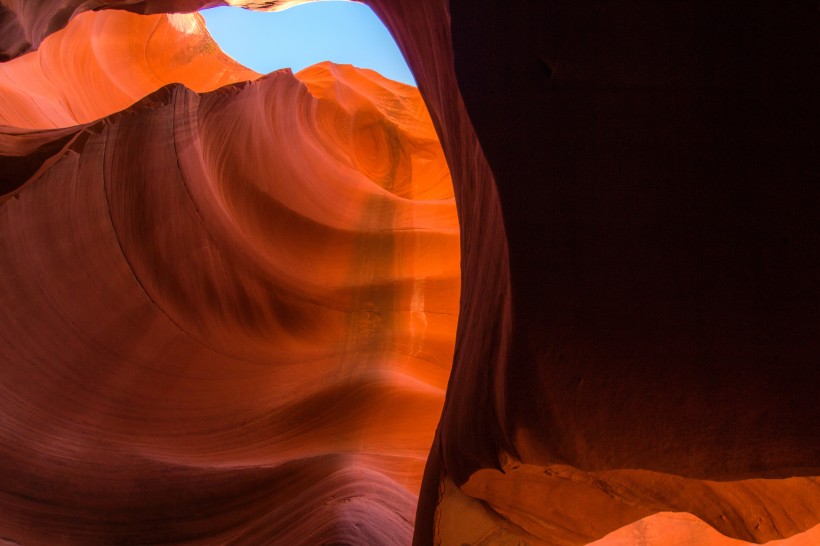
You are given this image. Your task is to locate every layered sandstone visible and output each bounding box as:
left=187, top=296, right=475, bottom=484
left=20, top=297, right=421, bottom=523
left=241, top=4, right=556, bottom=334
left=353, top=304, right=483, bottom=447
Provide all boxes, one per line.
left=0, top=10, right=259, bottom=128
left=1, top=1, right=818, bottom=545
left=0, top=9, right=459, bottom=544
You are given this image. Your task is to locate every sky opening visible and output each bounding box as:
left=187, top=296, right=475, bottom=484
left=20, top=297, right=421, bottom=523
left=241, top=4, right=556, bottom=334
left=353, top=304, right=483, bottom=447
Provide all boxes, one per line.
left=200, top=2, right=415, bottom=86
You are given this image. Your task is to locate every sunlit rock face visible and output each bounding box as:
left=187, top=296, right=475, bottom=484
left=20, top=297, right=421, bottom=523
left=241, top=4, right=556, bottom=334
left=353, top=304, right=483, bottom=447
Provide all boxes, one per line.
left=0, top=0, right=227, bottom=61
left=0, top=9, right=458, bottom=544
left=1, top=1, right=819, bottom=546
left=0, top=10, right=259, bottom=128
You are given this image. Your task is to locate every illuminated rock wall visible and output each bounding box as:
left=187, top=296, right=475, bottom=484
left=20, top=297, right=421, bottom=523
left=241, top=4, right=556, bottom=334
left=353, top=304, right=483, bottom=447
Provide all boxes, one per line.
left=1, top=1, right=818, bottom=545
left=0, top=9, right=458, bottom=544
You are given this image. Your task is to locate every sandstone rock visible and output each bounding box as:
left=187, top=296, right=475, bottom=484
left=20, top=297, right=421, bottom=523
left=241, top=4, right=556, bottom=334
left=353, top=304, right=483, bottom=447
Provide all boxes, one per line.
left=0, top=11, right=458, bottom=543
left=1, top=1, right=818, bottom=545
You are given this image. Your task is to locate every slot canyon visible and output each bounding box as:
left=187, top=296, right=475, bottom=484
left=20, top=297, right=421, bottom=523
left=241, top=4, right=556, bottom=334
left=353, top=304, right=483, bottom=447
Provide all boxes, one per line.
left=0, top=1, right=818, bottom=545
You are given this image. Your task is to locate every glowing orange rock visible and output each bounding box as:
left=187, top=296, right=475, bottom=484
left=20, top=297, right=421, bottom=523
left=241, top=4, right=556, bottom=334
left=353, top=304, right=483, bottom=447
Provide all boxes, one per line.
left=1, top=1, right=819, bottom=546
left=0, top=9, right=458, bottom=544
left=0, top=10, right=259, bottom=128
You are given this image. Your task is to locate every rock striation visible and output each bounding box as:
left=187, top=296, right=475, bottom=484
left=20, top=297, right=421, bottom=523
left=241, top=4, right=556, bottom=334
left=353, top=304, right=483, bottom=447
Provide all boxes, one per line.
left=0, top=10, right=259, bottom=129
left=1, top=1, right=818, bottom=545
left=0, top=9, right=459, bottom=544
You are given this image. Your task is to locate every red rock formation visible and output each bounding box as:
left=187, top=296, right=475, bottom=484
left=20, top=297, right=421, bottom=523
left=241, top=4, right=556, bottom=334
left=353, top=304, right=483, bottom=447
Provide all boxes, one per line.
left=430, top=2, right=820, bottom=544
left=0, top=9, right=459, bottom=544
left=1, top=1, right=819, bottom=545
left=0, top=10, right=259, bottom=128
left=0, top=0, right=228, bottom=61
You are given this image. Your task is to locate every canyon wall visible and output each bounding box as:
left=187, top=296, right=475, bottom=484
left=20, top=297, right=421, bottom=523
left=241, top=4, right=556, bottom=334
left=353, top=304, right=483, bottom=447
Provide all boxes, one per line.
left=1, top=1, right=818, bottom=545
left=0, top=9, right=459, bottom=544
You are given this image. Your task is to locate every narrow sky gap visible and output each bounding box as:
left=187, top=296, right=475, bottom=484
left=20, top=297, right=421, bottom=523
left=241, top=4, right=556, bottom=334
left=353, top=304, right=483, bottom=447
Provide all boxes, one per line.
left=200, top=2, right=416, bottom=86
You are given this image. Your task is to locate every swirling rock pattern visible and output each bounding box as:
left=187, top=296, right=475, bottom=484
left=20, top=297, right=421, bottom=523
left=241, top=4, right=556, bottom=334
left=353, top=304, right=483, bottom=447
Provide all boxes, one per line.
left=1, top=1, right=819, bottom=545
left=0, top=10, right=259, bottom=129
left=0, top=9, right=458, bottom=544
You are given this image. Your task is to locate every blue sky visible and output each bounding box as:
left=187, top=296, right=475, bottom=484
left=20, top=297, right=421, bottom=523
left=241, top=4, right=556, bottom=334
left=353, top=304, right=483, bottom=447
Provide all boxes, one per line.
left=200, top=2, right=415, bottom=85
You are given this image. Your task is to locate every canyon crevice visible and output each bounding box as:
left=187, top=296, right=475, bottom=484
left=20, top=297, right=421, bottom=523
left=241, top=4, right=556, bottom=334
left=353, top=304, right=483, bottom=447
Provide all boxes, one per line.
left=0, top=1, right=818, bottom=545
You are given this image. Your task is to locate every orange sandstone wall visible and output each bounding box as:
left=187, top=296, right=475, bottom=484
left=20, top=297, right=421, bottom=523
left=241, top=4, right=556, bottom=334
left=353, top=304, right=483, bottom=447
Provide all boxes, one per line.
left=0, top=10, right=259, bottom=128
left=0, top=8, right=459, bottom=544
left=1, top=1, right=819, bottom=546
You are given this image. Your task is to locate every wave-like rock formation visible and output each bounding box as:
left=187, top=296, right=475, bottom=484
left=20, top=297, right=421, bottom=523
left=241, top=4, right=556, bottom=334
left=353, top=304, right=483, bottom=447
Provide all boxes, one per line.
left=1, top=1, right=819, bottom=545
left=0, top=10, right=259, bottom=128
left=0, top=8, right=459, bottom=544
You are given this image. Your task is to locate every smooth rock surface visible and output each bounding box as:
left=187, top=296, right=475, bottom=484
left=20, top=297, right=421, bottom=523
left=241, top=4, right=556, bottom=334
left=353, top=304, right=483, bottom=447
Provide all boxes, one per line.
left=0, top=10, right=259, bottom=128
left=0, top=10, right=459, bottom=543
left=1, top=1, right=818, bottom=545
